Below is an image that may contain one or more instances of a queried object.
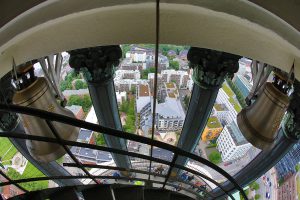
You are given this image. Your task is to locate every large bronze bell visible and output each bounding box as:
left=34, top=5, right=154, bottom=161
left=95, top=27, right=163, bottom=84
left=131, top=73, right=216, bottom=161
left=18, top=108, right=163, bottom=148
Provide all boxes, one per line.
left=13, top=75, right=79, bottom=163
left=237, top=82, right=289, bottom=150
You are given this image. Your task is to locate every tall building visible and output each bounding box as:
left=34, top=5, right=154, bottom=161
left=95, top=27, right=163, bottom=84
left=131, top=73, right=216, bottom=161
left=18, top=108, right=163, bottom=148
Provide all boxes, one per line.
left=217, top=122, right=252, bottom=162
left=201, top=117, right=223, bottom=142
left=136, top=83, right=152, bottom=133
left=275, top=143, right=300, bottom=180
left=115, top=70, right=141, bottom=80
left=161, top=70, right=189, bottom=89
left=212, top=103, right=231, bottom=126
left=215, top=88, right=238, bottom=124
left=232, top=74, right=252, bottom=98
left=156, top=83, right=185, bottom=131
left=136, top=82, right=185, bottom=133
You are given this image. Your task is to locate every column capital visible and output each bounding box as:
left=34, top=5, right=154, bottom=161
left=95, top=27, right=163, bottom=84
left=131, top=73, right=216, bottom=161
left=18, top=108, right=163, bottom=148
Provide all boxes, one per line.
left=187, top=47, right=240, bottom=89
left=68, top=45, right=122, bottom=82
left=283, top=79, right=300, bottom=140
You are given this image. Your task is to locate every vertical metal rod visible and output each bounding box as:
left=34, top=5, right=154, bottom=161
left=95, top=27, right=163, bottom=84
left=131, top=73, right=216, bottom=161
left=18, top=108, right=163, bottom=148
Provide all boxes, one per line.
left=162, top=154, right=178, bottom=188
left=148, top=0, right=160, bottom=181
left=45, top=120, right=98, bottom=184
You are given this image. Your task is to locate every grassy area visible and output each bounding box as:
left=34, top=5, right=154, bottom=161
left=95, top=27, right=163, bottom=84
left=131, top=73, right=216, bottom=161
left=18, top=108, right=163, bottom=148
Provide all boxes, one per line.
left=222, top=83, right=235, bottom=96
left=207, top=116, right=222, bottom=128
left=0, top=138, right=18, bottom=161
left=8, top=163, right=48, bottom=191
left=222, top=83, right=242, bottom=112
left=0, top=138, right=48, bottom=191
left=228, top=97, right=242, bottom=112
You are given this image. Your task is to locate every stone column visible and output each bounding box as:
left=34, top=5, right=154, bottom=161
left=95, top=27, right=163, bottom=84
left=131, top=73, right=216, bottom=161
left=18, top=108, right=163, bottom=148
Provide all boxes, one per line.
left=174, top=47, right=240, bottom=174
left=68, top=46, right=131, bottom=171
left=209, top=79, right=300, bottom=199
left=0, top=72, right=81, bottom=186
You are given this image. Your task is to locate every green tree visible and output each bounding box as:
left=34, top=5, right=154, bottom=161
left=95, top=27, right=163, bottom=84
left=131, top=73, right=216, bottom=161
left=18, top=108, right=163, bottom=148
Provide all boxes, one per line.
left=74, top=80, right=87, bottom=90
left=226, top=79, right=247, bottom=108
left=169, top=60, right=179, bottom=70
left=244, top=189, right=249, bottom=196
left=130, top=86, right=136, bottom=94
left=67, top=95, right=92, bottom=113
left=255, top=194, right=261, bottom=200
left=95, top=132, right=106, bottom=146
left=60, top=80, right=72, bottom=91
left=295, top=164, right=300, bottom=172
left=208, top=151, right=222, bottom=164
left=142, top=67, right=155, bottom=79
left=67, top=95, right=82, bottom=105
left=183, top=95, right=190, bottom=110
left=119, top=98, right=136, bottom=133
left=82, top=95, right=92, bottom=112
left=249, top=181, right=260, bottom=191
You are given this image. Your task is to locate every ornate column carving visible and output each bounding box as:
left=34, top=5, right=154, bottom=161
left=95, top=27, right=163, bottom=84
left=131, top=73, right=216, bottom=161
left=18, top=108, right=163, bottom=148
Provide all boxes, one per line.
left=68, top=46, right=132, bottom=171
left=188, top=47, right=239, bottom=89
left=68, top=45, right=121, bottom=82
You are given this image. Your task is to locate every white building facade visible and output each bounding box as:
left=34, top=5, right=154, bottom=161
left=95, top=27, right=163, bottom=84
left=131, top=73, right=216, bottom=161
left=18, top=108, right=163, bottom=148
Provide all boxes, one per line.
left=215, top=88, right=237, bottom=124
left=217, top=122, right=252, bottom=162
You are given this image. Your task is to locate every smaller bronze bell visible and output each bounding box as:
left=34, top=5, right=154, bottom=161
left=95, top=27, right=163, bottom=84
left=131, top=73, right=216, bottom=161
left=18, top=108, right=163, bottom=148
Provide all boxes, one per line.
left=237, top=82, right=289, bottom=150
left=12, top=64, right=79, bottom=162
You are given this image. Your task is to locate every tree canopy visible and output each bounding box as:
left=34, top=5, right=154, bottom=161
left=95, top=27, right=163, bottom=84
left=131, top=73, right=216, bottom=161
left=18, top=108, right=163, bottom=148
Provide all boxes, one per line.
left=142, top=67, right=156, bottom=79
left=169, top=60, right=179, bottom=70
left=67, top=95, right=92, bottom=112
left=119, top=98, right=136, bottom=133
left=74, top=80, right=88, bottom=90
left=249, top=181, right=260, bottom=191
left=208, top=151, right=222, bottom=164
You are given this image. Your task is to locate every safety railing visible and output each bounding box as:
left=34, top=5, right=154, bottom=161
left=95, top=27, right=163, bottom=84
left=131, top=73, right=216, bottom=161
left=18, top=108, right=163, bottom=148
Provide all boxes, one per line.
left=0, top=104, right=248, bottom=200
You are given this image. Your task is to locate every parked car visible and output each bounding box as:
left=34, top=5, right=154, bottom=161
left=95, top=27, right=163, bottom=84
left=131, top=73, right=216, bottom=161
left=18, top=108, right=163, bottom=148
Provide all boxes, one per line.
left=224, top=161, right=232, bottom=166
left=266, top=192, right=270, bottom=199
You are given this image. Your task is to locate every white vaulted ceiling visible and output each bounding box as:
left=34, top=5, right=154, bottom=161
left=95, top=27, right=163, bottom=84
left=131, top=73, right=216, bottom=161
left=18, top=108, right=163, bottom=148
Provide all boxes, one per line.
left=0, top=0, right=299, bottom=79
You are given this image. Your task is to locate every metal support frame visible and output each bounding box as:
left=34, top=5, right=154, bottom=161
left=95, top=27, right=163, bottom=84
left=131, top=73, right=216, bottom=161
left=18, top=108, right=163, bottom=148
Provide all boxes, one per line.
left=175, top=47, right=240, bottom=174
left=210, top=79, right=300, bottom=199
left=68, top=46, right=132, bottom=171
left=0, top=72, right=82, bottom=187
left=0, top=103, right=248, bottom=199
left=45, top=120, right=98, bottom=184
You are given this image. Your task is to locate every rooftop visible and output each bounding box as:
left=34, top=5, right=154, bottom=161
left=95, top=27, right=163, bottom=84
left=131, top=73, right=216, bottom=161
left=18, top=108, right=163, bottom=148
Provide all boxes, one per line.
left=77, top=129, right=93, bottom=142
left=168, top=92, right=176, bottom=98
left=62, top=89, right=89, bottom=96
left=227, top=122, right=248, bottom=146
left=206, top=117, right=222, bottom=129
left=156, top=98, right=185, bottom=119
left=139, top=84, right=150, bottom=97
left=65, top=105, right=83, bottom=114
left=214, top=103, right=229, bottom=111
left=165, top=82, right=175, bottom=89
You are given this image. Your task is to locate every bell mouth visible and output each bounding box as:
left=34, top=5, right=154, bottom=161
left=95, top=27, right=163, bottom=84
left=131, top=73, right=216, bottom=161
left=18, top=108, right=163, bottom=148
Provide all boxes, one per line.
left=237, top=109, right=276, bottom=151
left=26, top=130, right=79, bottom=163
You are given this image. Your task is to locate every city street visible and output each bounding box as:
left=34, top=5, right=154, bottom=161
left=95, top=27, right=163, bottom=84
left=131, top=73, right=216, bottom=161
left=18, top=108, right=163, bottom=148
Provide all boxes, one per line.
left=257, top=169, right=277, bottom=200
